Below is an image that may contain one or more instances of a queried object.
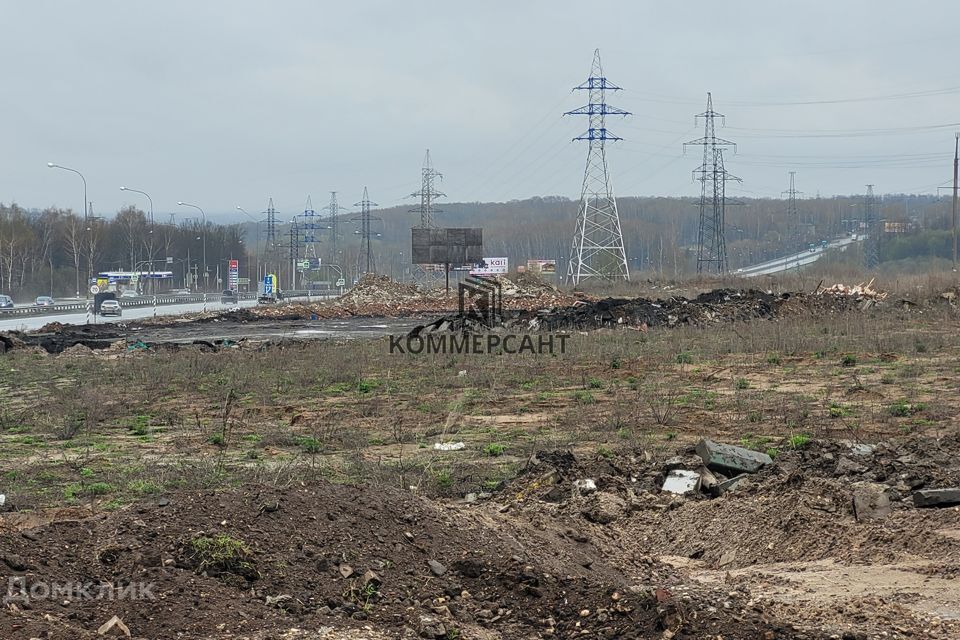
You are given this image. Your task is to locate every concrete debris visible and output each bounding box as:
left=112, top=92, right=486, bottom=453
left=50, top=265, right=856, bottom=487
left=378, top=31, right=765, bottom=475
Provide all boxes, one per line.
left=913, top=488, right=960, bottom=508
left=573, top=478, right=598, bottom=495
left=662, top=470, right=701, bottom=495
left=97, top=615, right=131, bottom=637
left=851, top=483, right=892, bottom=521
left=695, top=439, right=773, bottom=475
left=712, top=474, right=748, bottom=496
left=433, top=442, right=465, bottom=451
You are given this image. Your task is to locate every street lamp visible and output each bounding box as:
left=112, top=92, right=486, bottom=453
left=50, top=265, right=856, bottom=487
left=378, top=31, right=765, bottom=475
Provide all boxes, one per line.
left=121, top=186, right=156, bottom=292
left=177, top=202, right=207, bottom=290
left=48, top=162, right=89, bottom=297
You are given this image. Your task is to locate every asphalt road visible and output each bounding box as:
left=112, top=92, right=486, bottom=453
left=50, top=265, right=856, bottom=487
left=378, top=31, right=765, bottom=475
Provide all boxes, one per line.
left=0, top=299, right=259, bottom=332
left=739, top=236, right=860, bottom=278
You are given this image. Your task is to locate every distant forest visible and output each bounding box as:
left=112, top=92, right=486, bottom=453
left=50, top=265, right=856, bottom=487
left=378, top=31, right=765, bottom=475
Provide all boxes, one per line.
left=0, top=192, right=954, bottom=298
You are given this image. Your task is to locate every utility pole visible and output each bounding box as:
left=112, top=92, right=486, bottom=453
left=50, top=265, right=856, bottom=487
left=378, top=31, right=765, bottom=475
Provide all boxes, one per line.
left=864, top=184, right=880, bottom=270
left=353, top=187, right=381, bottom=274
left=783, top=171, right=803, bottom=249
left=684, top=93, right=740, bottom=274
left=953, top=133, right=958, bottom=268
left=287, top=216, right=300, bottom=290
left=565, top=49, right=630, bottom=284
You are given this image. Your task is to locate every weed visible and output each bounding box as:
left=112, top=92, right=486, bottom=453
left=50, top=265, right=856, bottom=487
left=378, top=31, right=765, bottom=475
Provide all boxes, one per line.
left=765, top=447, right=779, bottom=459
left=588, top=378, right=603, bottom=389
left=434, top=469, right=453, bottom=489
left=208, top=433, right=226, bottom=447
left=483, top=443, right=505, bottom=457
left=735, top=378, right=749, bottom=390
left=573, top=390, right=595, bottom=405
left=296, top=436, right=323, bottom=454
left=788, top=434, right=811, bottom=449
left=188, top=534, right=258, bottom=579
left=676, top=352, right=694, bottom=365
left=841, top=354, right=857, bottom=367
left=766, top=353, right=782, bottom=365
left=597, top=445, right=613, bottom=459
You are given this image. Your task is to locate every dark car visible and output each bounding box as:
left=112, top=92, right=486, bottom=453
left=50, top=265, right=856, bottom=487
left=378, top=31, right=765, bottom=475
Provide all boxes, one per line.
left=220, top=289, right=239, bottom=304
left=0, top=295, right=13, bottom=309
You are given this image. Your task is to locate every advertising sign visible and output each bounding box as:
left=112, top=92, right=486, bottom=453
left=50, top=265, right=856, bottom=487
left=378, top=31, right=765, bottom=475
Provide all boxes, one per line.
left=526, top=259, right=557, bottom=275
left=228, top=259, right=239, bottom=291
left=469, top=257, right=508, bottom=276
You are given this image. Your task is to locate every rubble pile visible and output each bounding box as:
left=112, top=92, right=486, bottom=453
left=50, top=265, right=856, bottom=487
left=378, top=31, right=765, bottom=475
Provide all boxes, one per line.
left=817, top=279, right=887, bottom=301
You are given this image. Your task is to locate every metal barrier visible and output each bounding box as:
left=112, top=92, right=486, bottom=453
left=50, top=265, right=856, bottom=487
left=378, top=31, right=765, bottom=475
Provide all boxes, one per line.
left=0, top=292, right=260, bottom=318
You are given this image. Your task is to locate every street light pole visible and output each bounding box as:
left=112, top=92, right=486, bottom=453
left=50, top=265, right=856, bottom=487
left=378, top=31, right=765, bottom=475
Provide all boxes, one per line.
left=177, top=202, right=207, bottom=290
left=953, top=133, right=958, bottom=269
left=121, top=186, right=155, bottom=292
left=48, top=162, right=89, bottom=296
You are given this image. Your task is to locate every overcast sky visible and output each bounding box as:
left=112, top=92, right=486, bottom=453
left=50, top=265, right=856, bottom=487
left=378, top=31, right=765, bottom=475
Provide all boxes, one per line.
left=3, top=1, right=959, bottom=222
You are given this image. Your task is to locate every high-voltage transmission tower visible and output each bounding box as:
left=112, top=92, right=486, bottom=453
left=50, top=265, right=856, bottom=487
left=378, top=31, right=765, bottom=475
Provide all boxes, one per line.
left=410, top=149, right=444, bottom=229
left=265, top=197, right=278, bottom=247
left=285, top=215, right=301, bottom=289
left=684, top=93, right=740, bottom=275
left=864, top=184, right=880, bottom=269
left=300, top=196, right=322, bottom=258
left=565, top=48, right=630, bottom=285
left=352, top=187, right=380, bottom=275
left=323, top=191, right=341, bottom=261
left=783, top=172, right=803, bottom=249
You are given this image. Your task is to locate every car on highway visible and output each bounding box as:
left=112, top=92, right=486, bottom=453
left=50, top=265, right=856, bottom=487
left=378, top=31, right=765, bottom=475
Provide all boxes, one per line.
left=0, top=295, right=13, bottom=309
left=120, top=289, right=139, bottom=299
left=99, top=299, right=122, bottom=317
left=171, top=288, right=192, bottom=295
left=35, top=296, right=55, bottom=307
left=220, top=289, right=239, bottom=304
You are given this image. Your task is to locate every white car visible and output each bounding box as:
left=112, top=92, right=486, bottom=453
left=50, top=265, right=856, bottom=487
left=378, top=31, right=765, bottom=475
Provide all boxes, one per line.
left=100, top=300, right=122, bottom=317
left=120, top=290, right=139, bottom=299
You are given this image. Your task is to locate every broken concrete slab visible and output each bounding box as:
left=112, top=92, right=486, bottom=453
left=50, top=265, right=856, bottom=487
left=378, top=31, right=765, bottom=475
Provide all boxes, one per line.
left=698, top=467, right=719, bottom=491
left=662, top=470, right=701, bottom=495
left=711, top=474, right=748, bottom=497
left=913, top=488, right=960, bottom=508
left=852, top=483, right=892, bottom=521
left=695, top=439, right=772, bottom=475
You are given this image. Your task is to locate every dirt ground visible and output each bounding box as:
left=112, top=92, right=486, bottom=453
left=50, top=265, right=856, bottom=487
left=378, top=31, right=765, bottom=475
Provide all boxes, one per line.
left=3, top=283, right=960, bottom=638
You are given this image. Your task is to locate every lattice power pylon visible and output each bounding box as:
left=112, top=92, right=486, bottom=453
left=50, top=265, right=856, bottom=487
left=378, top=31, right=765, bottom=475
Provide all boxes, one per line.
left=300, top=196, right=322, bottom=258
left=352, top=186, right=380, bottom=275
left=684, top=92, right=740, bottom=275
left=783, top=172, right=803, bottom=249
left=323, top=191, right=341, bottom=262
left=864, top=184, right=880, bottom=269
left=409, top=150, right=446, bottom=287
left=565, top=49, right=630, bottom=285
left=265, top=197, right=278, bottom=246
left=410, top=150, right=444, bottom=229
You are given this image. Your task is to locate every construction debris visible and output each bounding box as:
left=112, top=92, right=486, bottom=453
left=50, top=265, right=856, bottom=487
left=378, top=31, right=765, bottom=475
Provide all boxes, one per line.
left=662, top=470, right=701, bottom=495
left=695, top=439, right=773, bottom=475
left=913, top=488, right=960, bottom=508
left=817, top=279, right=887, bottom=301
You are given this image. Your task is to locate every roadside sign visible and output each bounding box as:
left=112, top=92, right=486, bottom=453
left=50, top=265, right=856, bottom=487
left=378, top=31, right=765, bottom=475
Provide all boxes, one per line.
left=238, top=277, right=250, bottom=285
left=228, top=259, right=239, bottom=291
left=166, top=256, right=174, bottom=264
left=470, top=257, right=509, bottom=276
left=89, top=284, right=100, bottom=294
left=296, top=260, right=310, bottom=271
left=336, top=278, right=346, bottom=287
left=263, top=274, right=274, bottom=294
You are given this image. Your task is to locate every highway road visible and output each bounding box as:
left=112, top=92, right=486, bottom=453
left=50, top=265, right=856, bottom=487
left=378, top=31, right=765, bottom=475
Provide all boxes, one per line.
left=738, top=236, right=860, bottom=278
left=0, top=299, right=260, bottom=332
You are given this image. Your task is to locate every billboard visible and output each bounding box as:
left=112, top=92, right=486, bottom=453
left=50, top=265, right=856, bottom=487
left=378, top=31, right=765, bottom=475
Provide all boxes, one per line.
left=411, top=228, right=483, bottom=264
left=470, top=257, right=508, bottom=276
left=526, top=259, right=557, bottom=274
left=228, top=260, right=239, bottom=291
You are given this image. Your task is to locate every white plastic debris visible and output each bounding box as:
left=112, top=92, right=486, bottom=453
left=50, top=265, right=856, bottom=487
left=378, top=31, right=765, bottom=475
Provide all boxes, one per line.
left=0, top=494, right=5, bottom=508
left=433, top=442, right=466, bottom=451
left=457, top=370, right=467, bottom=377
left=574, top=478, right=598, bottom=495
left=662, top=469, right=701, bottom=495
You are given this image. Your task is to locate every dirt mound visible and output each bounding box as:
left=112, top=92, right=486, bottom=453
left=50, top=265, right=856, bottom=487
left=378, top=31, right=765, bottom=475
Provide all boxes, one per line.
left=340, top=273, right=426, bottom=308
left=1, top=482, right=808, bottom=640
